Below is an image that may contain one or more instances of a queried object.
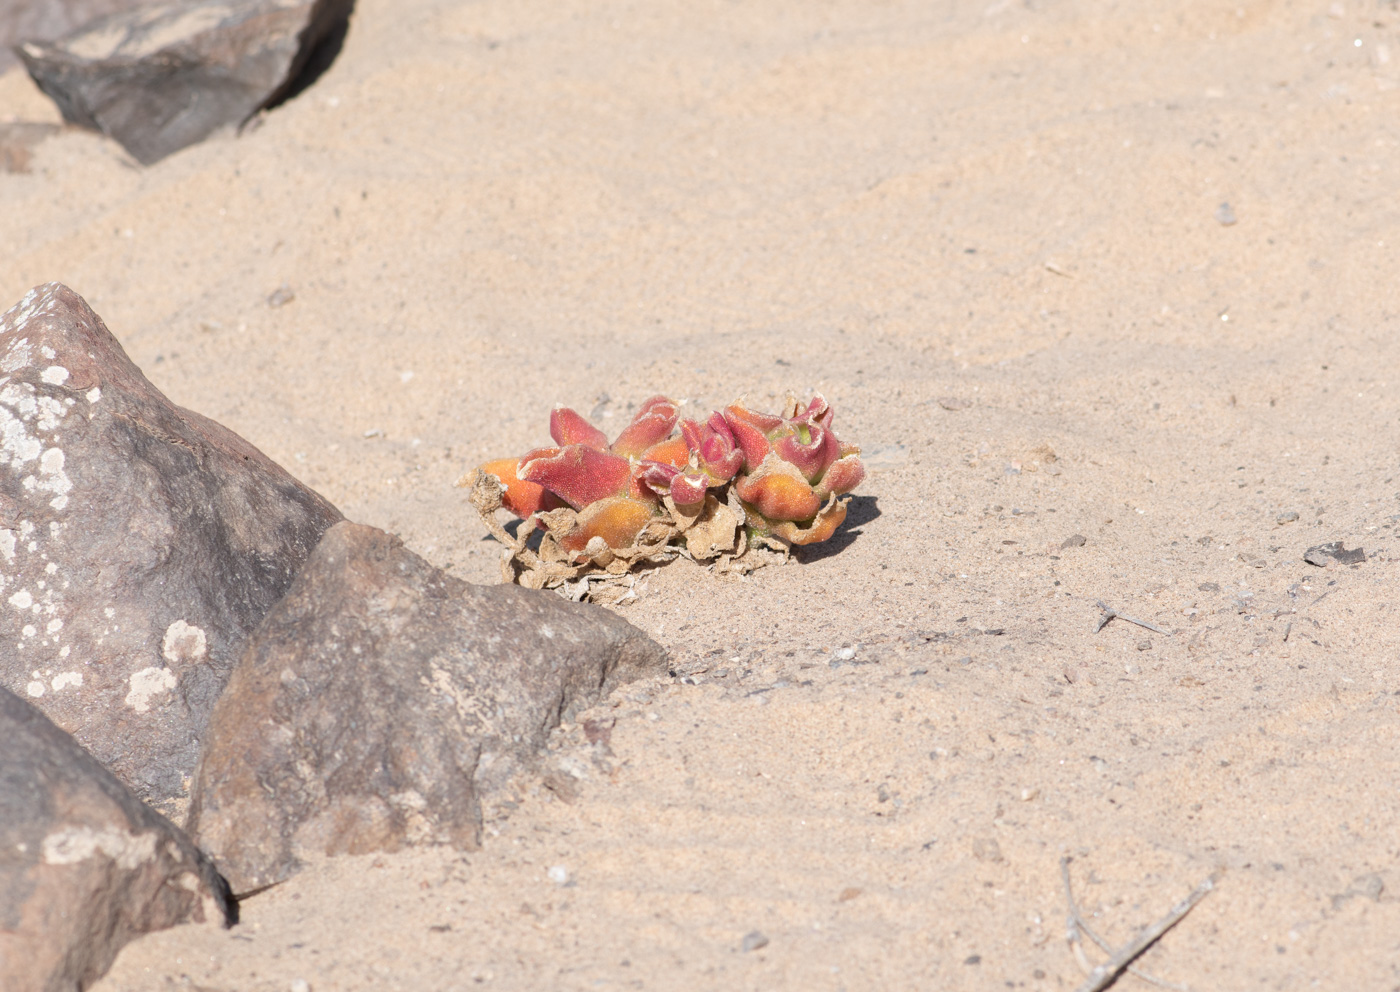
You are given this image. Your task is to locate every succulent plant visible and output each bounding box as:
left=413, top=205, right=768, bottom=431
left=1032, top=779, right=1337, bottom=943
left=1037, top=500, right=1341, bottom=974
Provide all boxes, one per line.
left=461, top=392, right=864, bottom=596
left=724, top=394, right=865, bottom=545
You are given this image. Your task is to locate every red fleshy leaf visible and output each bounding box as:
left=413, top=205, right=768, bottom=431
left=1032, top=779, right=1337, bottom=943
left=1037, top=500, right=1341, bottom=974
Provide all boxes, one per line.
left=669, top=473, right=708, bottom=507
left=815, top=455, right=865, bottom=498
left=722, top=406, right=774, bottom=471
left=774, top=423, right=840, bottom=482
left=682, top=416, right=743, bottom=483
left=520, top=445, right=633, bottom=509
left=550, top=406, right=609, bottom=449
left=611, top=396, right=680, bottom=458
left=636, top=459, right=680, bottom=498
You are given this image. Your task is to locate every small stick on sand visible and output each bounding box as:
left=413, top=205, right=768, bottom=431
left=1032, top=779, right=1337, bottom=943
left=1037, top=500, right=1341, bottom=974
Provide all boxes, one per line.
left=1094, top=600, right=1169, bottom=635
left=1060, top=859, right=1188, bottom=992
left=1060, top=857, right=1221, bottom=992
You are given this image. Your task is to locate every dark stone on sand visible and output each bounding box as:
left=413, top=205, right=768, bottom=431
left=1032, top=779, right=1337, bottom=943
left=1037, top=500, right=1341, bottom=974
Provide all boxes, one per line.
left=0, top=686, right=234, bottom=992
left=188, top=521, right=668, bottom=894
left=1060, top=533, right=1086, bottom=549
left=15, top=0, right=353, bottom=164
left=1303, top=541, right=1365, bottom=567
left=0, top=0, right=156, bottom=74
left=0, top=283, right=342, bottom=806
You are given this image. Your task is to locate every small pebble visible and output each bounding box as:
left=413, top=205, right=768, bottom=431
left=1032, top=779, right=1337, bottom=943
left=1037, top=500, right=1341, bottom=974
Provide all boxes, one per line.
left=1276, top=510, right=1299, bottom=524
left=742, top=930, right=769, bottom=952
left=547, top=865, right=569, bottom=886
left=833, top=646, right=856, bottom=661
left=290, top=981, right=310, bottom=992
left=1198, top=582, right=1220, bottom=592
left=1215, top=202, right=1237, bottom=225
left=1060, top=534, right=1087, bottom=549
left=1137, top=640, right=1152, bottom=651
left=1019, top=787, right=1039, bottom=802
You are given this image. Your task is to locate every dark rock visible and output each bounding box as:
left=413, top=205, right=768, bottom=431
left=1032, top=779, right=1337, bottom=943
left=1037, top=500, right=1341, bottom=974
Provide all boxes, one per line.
left=0, top=686, right=233, bottom=992
left=0, top=0, right=157, bottom=74
left=187, top=521, right=667, bottom=893
left=1060, top=533, right=1086, bottom=549
left=0, top=283, right=342, bottom=806
left=15, top=0, right=353, bottom=164
left=1303, top=541, right=1365, bottom=567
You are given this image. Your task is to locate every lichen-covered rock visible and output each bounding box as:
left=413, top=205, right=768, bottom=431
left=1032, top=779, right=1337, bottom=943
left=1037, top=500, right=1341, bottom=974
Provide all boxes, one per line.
left=16, top=0, right=353, bottom=164
left=187, top=521, right=667, bottom=893
left=0, top=283, right=342, bottom=806
left=0, top=686, right=234, bottom=992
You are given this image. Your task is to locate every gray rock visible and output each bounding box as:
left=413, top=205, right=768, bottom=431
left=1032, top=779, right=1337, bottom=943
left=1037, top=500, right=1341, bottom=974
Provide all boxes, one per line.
left=1303, top=541, right=1365, bottom=567
left=15, top=0, right=353, bottom=164
left=0, top=283, right=342, bottom=806
left=0, top=686, right=234, bottom=992
left=187, top=521, right=667, bottom=893
left=0, top=0, right=157, bottom=74
left=1060, top=533, right=1086, bottom=549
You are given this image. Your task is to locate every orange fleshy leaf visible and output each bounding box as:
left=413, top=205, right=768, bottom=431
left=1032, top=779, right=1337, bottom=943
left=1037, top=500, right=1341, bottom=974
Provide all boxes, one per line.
left=641, top=435, right=690, bottom=469
left=557, top=496, right=657, bottom=554
left=477, top=457, right=565, bottom=518
left=550, top=407, right=609, bottom=449
left=734, top=464, right=822, bottom=522
left=768, top=498, right=848, bottom=545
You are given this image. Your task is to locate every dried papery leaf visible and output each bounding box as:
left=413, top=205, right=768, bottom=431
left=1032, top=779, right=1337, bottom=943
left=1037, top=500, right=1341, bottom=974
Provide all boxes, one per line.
left=663, top=494, right=704, bottom=533
left=680, top=496, right=741, bottom=560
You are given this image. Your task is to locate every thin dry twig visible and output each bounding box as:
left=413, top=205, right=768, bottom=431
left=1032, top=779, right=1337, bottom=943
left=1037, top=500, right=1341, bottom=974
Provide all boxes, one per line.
left=1094, top=600, right=1169, bottom=636
left=1060, top=859, right=1188, bottom=992
left=1060, top=857, right=1221, bottom=992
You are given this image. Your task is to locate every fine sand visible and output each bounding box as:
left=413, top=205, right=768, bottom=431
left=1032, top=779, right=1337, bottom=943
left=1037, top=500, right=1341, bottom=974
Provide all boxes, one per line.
left=4, top=0, right=1399, bottom=988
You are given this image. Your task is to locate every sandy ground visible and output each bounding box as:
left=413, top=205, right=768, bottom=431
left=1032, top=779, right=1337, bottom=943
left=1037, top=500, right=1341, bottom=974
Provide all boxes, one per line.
left=4, top=0, right=1400, bottom=988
